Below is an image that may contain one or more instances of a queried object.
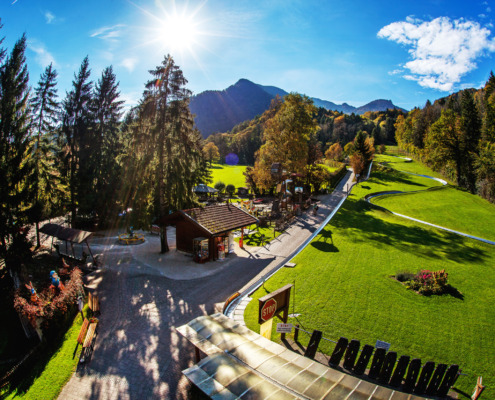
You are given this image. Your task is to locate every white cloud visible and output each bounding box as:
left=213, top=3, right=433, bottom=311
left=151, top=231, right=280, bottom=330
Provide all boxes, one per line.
left=28, top=41, right=57, bottom=68
left=120, top=57, right=138, bottom=72
left=45, top=11, right=55, bottom=24
left=378, top=17, right=495, bottom=91
left=90, top=25, right=126, bottom=42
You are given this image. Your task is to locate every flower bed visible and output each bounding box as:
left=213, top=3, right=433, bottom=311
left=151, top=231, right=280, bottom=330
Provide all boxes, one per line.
left=395, top=269, right=449, bottom=295
left=14, top=268, right=84, bottom=335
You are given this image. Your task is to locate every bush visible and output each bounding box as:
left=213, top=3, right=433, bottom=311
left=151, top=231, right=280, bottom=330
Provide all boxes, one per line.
left=396, top=271, right=414, bottom=282
left=399, top=269, right=449, bottom=296
left=214, top=181, right=225, bottom=193
left=225, top=184, right=236, bottom=197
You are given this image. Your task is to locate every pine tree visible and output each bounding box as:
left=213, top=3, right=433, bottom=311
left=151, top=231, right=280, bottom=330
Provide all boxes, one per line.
left=90, top=66, right=124, bottom=222
left=459, top=90, right=481, bottom=192
left=142, top=55, right=208, bottom=252
left=353, top=130, right=373, bottom=163
left=61, top=56, right=93, bottom=227
left=29, top=63, right=60, bottom=246
left=482, top=71, right=495, bottom=143
left=0, top=35, right=32, bottom=256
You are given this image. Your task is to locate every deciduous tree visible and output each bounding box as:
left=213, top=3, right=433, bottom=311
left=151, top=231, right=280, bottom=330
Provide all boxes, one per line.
left=203, top=141, right=220, bottom=165
left=325, top=142, right=343, bottom=161
left=254, top=93, right=318, bottom=189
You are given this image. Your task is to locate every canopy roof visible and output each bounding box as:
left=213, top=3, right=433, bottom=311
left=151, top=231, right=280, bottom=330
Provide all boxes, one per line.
left=193, top=184, right=218, bottom=194
left=177, top=314, right=409, bottom=400
left=39, top=223, right=93, bottom=244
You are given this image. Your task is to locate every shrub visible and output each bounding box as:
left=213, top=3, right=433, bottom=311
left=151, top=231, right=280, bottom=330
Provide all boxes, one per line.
left=396, top=271, right=414, bottom=282
left=399, top=269, right=449, bottom=296
left=214, top=181, right=225, bottom=193
left=225, top=184, right=236, bottom=197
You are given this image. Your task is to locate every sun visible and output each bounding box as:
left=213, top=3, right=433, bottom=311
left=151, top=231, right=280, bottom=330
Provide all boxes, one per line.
left=159, top=12, right=199, bottom=51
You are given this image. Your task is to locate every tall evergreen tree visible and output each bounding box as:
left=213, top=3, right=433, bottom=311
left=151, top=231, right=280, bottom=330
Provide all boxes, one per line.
left=459, top=90, right=481, bottom=192
left=142, top=55, right=208, bottom=252
left=61, top=56, right=93, bottom=227
left=0, top=35, right=31, bottom=257
left=482, top=71, right=495, bottom=143
left=353, top=130, right=373, bottom=163
left=90, top=65, right=124, bottom=222
left=29, top=63, right=60, bottom=246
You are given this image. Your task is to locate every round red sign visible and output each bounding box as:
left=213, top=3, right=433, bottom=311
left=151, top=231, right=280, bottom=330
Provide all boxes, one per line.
left=260, top=298, right=277, bottom=322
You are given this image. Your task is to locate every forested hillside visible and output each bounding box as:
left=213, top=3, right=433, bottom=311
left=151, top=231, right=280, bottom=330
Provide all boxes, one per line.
left=205, top=96, right=404, bottom=165
left=395, top=73, right=495, bottom=203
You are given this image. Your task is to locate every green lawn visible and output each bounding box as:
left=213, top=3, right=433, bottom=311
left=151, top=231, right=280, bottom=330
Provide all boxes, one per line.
left=372, top=186, right=495, bottom=242
left=353, top=165, right=443, bottom=199
left=3, top=310, right=86, bottom=400
left=374, top=154, right=447, bottom=180
left=244, top=166, right=495, bottom=397
left=210, top=163, right=248, bottom=189
left=319, top=163, right=341, bottom=173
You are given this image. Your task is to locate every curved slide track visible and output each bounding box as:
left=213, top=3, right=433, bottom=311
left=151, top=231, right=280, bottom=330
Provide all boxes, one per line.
left=368, top=159, right=495, bottom=246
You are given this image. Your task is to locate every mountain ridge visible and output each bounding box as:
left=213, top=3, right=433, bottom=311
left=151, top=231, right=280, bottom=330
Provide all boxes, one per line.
left=189, top=79, right=406, bottom=137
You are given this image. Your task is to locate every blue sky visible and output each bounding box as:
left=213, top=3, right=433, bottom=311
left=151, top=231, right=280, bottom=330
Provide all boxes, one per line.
left=2, top=0, right=495, bottom=111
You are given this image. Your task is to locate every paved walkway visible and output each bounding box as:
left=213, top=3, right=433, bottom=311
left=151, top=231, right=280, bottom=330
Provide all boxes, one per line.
left=58, top=171, right=356, bottom=400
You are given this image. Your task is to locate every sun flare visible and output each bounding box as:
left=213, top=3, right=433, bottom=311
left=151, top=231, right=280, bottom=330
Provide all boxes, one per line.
left=159, top=13, right=198, bottom=51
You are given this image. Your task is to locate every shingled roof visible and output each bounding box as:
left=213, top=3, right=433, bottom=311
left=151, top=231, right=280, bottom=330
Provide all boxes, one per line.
left=184, top=204, right=258, bottom=235
left=160, top=204, right=258, bottom=236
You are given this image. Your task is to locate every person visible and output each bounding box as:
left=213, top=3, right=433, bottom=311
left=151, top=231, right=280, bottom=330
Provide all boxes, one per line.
left=313, top=204, right=319, bottom=216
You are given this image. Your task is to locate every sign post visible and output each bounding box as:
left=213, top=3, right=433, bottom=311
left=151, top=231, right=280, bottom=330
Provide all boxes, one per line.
left=258, top=283, right=293, bottom=340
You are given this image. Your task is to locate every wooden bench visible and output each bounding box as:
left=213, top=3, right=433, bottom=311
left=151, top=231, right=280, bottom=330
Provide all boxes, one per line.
left=73, top=318, right=89, bottom=359
left=88, top=292, right=100, bottom=316
left=79, top=321, right=98, bottom=363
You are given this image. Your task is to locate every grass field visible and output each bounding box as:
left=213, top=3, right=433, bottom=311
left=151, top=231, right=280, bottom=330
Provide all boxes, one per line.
left=3, top=310, right=85, bottom=400
left=372, top=186, right=495, bottom=242
left=244, top=159, right=495, bottom=398
left=374, top=154, right=447, bottom=180
left=210, top=163, right=248, bottom=189
left=319, top=163, right=341, bottom=173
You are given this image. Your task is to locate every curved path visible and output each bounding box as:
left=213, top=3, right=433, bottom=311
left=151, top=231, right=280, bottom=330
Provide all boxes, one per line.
left=59, top=171, right=357, bottom=400
left=368, top=163, right=495, bottom=246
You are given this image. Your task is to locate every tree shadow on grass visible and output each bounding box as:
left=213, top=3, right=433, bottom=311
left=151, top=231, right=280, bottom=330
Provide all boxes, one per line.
left=443, top=285, right=464, bottom=300
left=329, top=199, right=488, bottom=264
left=368, top=171, right=429, bottom=188
left=311, top=230, right=339, bottom=252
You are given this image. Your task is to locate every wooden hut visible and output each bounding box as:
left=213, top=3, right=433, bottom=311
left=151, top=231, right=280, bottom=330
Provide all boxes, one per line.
left=158, top=204, right=258, bottom=262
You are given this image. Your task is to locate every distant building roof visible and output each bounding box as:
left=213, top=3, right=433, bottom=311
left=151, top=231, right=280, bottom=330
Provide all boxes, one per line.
left=193, top=184, right=218, bottom=194
left=39, top=223, right=93, bottom=244
left=158, top=204, right=258, bottom=236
